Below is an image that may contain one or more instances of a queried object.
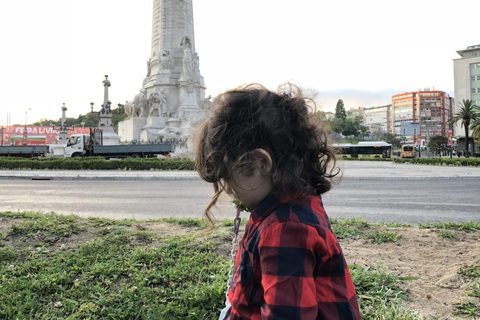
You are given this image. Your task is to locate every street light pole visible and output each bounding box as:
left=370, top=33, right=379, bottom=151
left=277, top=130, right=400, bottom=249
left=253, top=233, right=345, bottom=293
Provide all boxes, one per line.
left=23, top=108, right=31, bottom=146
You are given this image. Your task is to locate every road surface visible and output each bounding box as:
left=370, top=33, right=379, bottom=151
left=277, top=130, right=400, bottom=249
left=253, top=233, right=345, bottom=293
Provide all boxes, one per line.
left=1, top=179, right=478, bottom=224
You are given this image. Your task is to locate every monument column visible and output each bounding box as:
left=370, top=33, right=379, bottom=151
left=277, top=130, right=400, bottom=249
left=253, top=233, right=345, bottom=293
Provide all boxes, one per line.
left=119, top=0, right=207, bottom=153
left=98, top=75, right=120, bottom=145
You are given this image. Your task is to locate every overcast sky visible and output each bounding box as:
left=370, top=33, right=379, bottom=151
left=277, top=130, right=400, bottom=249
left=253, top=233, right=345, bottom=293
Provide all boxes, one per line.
left=0, top=0, right=477, bottom=125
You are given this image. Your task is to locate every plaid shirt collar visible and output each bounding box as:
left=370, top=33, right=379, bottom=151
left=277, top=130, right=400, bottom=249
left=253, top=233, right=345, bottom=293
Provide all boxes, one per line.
left=249, top=193, right=302, bottom=224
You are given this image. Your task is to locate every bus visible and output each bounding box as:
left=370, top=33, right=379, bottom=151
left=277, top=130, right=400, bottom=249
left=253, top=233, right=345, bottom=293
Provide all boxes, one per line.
left=401, top=144, right=415, bottom=158
left=333, top=141, right=392, bottom=159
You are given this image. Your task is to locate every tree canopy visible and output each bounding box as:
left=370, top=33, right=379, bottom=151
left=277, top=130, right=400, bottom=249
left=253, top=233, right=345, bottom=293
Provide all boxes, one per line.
left=451, top=99, right=479, bottom=157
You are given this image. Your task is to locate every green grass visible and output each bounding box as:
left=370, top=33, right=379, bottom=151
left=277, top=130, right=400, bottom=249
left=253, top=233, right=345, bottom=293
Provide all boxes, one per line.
left=455, top=264, right=480, bottom=316
left=0, top=211, right=468, bottom=319
left=438, top=229, right=457, bottom=240
left=418, top=221, right=480, bottom=231
left=366, top=230, right=402, bottom=244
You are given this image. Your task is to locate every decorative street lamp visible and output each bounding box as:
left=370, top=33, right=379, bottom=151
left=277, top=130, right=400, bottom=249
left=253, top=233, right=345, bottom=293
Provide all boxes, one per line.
left=23, top=108, right=31, bottom=146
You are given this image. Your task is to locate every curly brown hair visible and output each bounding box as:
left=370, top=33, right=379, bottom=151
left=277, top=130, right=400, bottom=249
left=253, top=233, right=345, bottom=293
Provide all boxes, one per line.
left=195, top=83, right=339, bottom=221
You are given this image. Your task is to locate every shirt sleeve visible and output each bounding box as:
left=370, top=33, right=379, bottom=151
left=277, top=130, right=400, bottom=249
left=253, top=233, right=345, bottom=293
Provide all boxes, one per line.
left=258, top=221, right=359, bottom=320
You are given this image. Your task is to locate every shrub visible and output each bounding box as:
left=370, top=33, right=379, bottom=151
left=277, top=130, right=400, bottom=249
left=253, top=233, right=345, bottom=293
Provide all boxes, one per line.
left=0, top=157, right=195, bottom=170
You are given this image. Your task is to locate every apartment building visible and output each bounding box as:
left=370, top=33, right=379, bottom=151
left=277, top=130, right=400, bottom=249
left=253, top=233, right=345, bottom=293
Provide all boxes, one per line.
left=453, top=44, right=480, bottom=151
left=391, top=89, right=453, bottom=146
left=347, top=107, right=365, bottom=124
left=364, top=105, right=391, bottom=133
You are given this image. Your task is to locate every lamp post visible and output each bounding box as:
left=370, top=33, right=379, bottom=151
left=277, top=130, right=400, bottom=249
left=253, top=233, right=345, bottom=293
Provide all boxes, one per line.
left=23, top=108, right=31, bottom=146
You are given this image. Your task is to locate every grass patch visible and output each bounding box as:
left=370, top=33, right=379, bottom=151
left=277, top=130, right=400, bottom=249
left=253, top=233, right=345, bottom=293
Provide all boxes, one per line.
left=162, top=218, right=208, bottom=229
left=351, top=265, right=424, bottom=319
left=366, top=230, right=402, bottom=244
left=330, top=217, right=371, bottom=240
left=438, top=229, right=457, bottom=240
left=454, top=301, right=480, bottom=317
left=0, top=211, right=463, bottom=319
left=418, top=221, right=480, bottom=231
left=455, top=265, right=480, bottom=317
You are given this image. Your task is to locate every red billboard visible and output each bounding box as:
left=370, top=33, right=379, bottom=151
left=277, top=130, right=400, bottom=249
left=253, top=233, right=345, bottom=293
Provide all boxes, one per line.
left=0, top=126, right=91, bottom=146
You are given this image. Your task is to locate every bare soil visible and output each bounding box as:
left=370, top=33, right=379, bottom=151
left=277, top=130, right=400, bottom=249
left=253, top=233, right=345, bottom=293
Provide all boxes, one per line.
left=341, top=227, right=480, bottom=320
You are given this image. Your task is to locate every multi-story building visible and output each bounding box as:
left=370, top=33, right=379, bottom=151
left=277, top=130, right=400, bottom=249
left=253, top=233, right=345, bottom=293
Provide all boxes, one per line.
left=364, top=105, right=391, bottom=134
left=391, top=89, right=453, bottom=146
left=347, top=107, right=365, bottom=124
left=453, top=44, right=480, bottom=152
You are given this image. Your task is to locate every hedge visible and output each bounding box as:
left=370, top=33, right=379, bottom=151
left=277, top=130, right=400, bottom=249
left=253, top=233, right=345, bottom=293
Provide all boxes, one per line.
left=393, top=157, right=480, bottom=167
left=0, top=157, right=195, bottom=170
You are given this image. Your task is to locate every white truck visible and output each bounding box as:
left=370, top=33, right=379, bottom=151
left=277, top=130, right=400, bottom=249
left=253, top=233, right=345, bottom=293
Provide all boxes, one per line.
left=64, top=133, right=174, bottom=159
left=0, top=145, right=50, bottom=157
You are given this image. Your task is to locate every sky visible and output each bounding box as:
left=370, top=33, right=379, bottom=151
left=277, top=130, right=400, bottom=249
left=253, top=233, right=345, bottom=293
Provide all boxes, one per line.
left=0, top=0, right=478, bottom=126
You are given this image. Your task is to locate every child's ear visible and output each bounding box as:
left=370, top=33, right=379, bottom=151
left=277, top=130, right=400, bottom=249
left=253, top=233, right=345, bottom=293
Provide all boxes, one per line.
left=251, top=149, right=272, bottom=175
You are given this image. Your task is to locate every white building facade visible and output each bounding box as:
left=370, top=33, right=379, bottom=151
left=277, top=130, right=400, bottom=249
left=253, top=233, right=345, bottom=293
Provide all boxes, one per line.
left=453, top=44, right=480, bottom=152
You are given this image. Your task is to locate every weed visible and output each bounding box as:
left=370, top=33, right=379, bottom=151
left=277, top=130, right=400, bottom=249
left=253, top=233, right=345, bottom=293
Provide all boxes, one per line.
left=459, top=265, right=480, bottom=278
left=454, top=300, right=480, bottom=317
left=366, top=230, right=401, bottom=244
left=350, top=265, right=425, bottom=319
left=163, top=218, right=208, bottom=229
left=0, top=246, right=18, bottom=265
left=438, top=229, right=457, bottom=239
left=418, top=221, right=480, bottom=231
left=331, top=217, right=371, bottom=240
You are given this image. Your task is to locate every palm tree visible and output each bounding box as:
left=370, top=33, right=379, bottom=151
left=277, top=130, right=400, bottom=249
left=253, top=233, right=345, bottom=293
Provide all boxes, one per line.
left=470, top=105, right=480, bottom=147
left=451, top=99, right=479, bottom=158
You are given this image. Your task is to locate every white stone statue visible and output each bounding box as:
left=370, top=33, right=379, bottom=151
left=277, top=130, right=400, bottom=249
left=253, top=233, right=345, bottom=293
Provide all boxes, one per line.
left=159, top=49, right=172, bottom=69
left=125, top=100, right=134, bottom=119
left=148, top=90, right=167, bottom=117
left=201, top=95, right=212, bottom=110
left=134, top=92, right=148, bottom=117
left=180, top=36, right=193, bottom=80
left=146, top=58, right=152, bottom=76
left=157, top=126, right=182, bottom=140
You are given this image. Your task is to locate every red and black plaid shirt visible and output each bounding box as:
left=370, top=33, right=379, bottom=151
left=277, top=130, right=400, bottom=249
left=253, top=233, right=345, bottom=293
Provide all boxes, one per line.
left=227, top=194, right=361, bottom=320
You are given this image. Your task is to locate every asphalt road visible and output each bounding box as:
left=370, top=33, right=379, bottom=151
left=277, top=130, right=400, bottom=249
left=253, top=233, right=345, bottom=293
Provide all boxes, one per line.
left=1, top=179, right=479, bottom=224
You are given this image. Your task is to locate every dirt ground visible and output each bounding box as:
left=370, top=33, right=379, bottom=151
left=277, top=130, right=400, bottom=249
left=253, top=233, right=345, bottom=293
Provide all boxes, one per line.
left=341, top=227, right=480, bottom=320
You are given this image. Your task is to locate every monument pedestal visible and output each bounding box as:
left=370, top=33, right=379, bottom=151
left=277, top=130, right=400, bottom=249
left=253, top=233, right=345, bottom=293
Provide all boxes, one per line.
left=118, top=118, right=147, bottom=142
left=140, top=117, right=168, bottom=142
left=101, top=131, right=121, bottom=145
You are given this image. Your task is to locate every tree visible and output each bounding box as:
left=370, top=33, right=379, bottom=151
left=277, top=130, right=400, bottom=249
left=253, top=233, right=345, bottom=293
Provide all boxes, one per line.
left=112, top=104, right=128, bottom=132
left=342, top=118, right=361, bottom=137
left=335, top=99, right=346, bottom=122
left=328, top=117, right=343, bottom=134
left=427, top=135, right=448, bottom=156
left=451, top=99, right=479, bottom=158
left=469, top=105, right=480, bottom=142
left=384, top=133, right=402, bottom=148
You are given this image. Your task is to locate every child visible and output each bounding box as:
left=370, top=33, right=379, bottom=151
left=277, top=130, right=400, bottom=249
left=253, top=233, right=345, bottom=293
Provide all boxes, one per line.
left=195, top=84, right=361, bottom=320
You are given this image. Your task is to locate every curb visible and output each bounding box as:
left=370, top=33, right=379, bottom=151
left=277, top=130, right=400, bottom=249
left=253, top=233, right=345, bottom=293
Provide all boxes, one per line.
left=1, top=175, right=479, bottom=181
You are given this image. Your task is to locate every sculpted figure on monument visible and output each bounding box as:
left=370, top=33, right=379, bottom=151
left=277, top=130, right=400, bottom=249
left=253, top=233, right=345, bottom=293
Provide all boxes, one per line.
left=125, top=100, right=134, bottom=119
left=159, top=49, right=172, bottom=70
left=148, top=90, right=168, bottom=117
left=193, top=53, right=200, bottom=73
left=180, top=36, right=193, bottom=79
left=201, top=95, right=212, bottom=110
left=146, top=58, right=152, bottom=76
left=133, top=92, right=148, bottom=117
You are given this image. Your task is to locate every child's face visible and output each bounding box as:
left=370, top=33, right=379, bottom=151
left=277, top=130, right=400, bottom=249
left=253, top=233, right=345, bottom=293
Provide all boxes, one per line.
left=225, top=166, right=272, bottom=211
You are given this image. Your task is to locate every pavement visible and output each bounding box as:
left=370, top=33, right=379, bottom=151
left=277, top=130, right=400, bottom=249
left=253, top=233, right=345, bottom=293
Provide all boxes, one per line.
left=0, top=161, right=479, bottom=180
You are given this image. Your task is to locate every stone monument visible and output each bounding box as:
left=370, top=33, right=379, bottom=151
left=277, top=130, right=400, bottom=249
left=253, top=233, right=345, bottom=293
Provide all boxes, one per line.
left=98, top=75, right=121, bottom=145
left=51, top=103, right=69, bottom=156
left=118, top=0, right=208, bottom=156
